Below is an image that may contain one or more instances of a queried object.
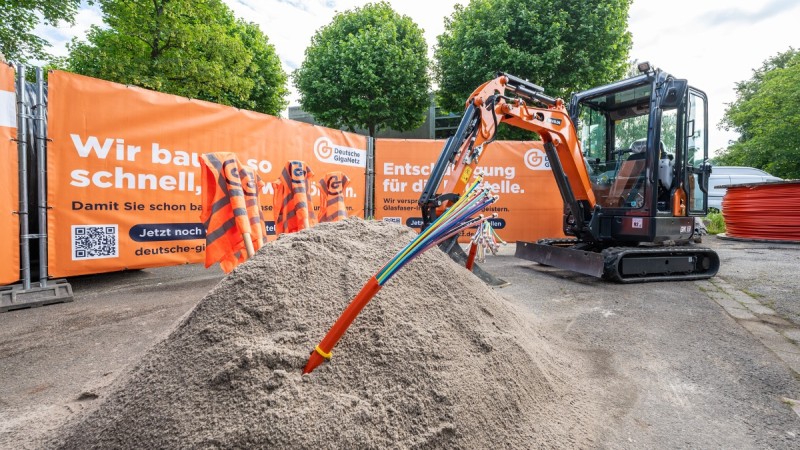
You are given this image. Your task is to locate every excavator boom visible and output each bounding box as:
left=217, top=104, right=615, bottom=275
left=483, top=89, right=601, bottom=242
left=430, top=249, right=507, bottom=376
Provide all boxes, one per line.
left=421, top=73, right=597, bottom=238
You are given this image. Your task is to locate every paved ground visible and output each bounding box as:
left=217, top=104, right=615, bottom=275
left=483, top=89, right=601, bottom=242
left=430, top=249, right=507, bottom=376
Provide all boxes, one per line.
left=1, top=235, right=799, bottom=448
left=482, top=236, right=800, bottom=449
left=712, top=237, right=800, bottom=327
left=0, top=265, right=224, bottom=448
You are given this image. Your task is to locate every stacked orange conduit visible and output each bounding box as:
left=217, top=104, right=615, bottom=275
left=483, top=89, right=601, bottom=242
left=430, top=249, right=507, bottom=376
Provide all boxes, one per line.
left=722, top=181, right=800, bottom=241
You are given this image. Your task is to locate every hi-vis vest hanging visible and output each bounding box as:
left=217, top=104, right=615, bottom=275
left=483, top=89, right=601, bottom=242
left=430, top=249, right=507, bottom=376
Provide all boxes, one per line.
left=199, top=153, right=266, bottom=273
left=272, top=160, right=317, bottom=235
left=318, top=171, right=350, bottom=223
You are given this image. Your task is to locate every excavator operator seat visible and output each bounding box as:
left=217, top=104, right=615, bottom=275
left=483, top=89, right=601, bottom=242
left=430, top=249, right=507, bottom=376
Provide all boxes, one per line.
left=629, top=139, right=647, bottom=156
left=658, top=152, right=675, bottom=190
left=607, top=139, right=647, bottom=208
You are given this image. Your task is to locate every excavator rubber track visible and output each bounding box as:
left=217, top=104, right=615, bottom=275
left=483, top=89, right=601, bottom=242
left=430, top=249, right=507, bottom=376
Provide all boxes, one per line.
left=516, top=239, right=720, bottom=283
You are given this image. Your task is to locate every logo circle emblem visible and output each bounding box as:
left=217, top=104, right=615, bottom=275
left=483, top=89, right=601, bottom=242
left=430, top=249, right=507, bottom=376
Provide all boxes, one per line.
left=524, top=148, right=545, bottom=170
left=314, top=137, right=334, bottom=161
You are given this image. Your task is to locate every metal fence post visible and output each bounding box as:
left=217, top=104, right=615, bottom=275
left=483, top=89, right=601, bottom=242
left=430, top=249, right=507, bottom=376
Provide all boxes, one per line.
left=1, top=65, right=73, bottom=312
left=15, top=63, right=30, bottom=290
left=34, top=67, right=48, bottom=287
left=365, top=137, right=375, bottom=218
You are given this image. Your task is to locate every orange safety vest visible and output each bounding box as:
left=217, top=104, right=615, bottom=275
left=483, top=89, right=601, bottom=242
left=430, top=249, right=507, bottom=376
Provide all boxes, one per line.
left=272, top=160, right=317, bottom=235
left=318, top=171, right=351, bottom=223
left=199, top=153, right=266, bottom=273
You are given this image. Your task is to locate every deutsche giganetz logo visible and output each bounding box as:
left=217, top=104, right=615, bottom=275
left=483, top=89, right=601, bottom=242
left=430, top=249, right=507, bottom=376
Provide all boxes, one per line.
left=313, top=137, right=366, bottom=168
left=524, top=148, right=551, bottom=171
left=314, top=137, right=335, bottom=161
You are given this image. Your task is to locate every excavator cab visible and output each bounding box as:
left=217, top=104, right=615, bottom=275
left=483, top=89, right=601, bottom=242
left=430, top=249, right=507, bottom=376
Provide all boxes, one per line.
left=566, top=69, right=713, bottom=244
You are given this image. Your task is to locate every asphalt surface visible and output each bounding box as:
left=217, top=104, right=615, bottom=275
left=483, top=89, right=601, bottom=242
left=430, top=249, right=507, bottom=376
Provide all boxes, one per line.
left=712, top=237, right=800, bottom=326
left=0, top=264, right=224, bottom=448
left=482, top=236, right=800, bottom=449
left=1, top=235, right=799, bottom=448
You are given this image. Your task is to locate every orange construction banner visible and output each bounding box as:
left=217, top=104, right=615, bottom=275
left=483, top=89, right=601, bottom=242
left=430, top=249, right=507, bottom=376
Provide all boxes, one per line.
left=0, top=63, right=19, bottom=285
left=47, top=71, right=367, bottom=277
left=374, top=139, right=566, bottom=242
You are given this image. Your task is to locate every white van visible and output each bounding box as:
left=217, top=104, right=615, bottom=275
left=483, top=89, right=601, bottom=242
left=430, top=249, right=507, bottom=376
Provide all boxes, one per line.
left=708, top=166, right=782, bottom=211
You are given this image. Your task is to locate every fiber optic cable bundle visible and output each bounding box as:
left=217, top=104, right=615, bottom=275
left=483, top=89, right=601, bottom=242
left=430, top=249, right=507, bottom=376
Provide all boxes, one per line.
left=304, top=175, right=499, bottom=374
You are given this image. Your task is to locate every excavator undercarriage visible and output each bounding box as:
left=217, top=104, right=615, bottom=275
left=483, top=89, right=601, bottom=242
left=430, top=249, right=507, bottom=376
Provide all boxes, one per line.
left=516, top=239, right=720, bottom=283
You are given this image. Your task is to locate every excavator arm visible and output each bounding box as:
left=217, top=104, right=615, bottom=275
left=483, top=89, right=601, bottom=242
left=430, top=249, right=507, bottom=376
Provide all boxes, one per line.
left=419, top=73, right=596, bottom=238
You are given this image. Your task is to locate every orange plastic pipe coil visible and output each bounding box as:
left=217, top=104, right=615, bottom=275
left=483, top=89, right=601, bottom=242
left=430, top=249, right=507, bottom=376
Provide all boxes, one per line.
left=722, top=181, right=800, bottom=241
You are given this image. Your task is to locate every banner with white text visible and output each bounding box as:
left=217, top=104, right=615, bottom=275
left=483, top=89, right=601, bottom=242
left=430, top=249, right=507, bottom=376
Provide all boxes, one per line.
left=47, top=71, right=367, bottom=277
left=375, top=139, right=566, bottom=242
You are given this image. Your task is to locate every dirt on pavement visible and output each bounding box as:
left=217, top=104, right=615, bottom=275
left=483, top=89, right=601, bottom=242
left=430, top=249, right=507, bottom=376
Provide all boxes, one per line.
left=482, top=236, right=800, bottom=449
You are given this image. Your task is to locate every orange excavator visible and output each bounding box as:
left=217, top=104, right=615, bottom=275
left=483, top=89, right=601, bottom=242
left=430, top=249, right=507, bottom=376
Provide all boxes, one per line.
left=419, top=63, right=719, bottom=282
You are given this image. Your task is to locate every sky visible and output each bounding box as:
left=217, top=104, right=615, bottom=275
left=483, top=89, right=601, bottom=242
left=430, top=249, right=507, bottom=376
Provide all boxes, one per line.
left=35, top=0, right=800, bottom=153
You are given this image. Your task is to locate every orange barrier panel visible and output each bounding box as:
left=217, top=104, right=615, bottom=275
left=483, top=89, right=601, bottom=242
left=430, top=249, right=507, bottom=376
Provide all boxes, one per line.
left=374, top=139, right=565, bottom=242
left=47, top=71, right=367, bottom=277
left=0, top=63, right=19, bottom=285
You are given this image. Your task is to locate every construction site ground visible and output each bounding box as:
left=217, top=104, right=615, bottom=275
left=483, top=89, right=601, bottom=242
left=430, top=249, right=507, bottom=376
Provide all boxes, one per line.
left=1, top=235, right=799, bottom=449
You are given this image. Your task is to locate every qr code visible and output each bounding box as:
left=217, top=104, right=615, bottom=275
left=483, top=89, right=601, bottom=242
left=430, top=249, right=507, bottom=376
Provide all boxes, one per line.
left=72, top=225, right=119, bottom=260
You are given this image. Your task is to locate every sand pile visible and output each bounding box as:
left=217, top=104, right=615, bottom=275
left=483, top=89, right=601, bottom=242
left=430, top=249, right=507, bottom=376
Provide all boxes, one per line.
left=54, top=218, right=600, bottom=448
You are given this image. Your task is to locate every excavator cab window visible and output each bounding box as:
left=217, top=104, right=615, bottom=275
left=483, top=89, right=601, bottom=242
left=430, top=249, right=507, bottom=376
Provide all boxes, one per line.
left=577, top=84, right=654, bottom=209
left=686, top=90, right=709, bottom=214
left=579, top=107, right=607, bottom=175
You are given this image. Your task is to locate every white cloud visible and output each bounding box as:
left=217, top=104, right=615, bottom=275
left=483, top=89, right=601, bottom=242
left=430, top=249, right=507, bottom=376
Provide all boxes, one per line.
left=32, top=4, right=103, bottom=59
left=628, top=0, right=799, bottom=153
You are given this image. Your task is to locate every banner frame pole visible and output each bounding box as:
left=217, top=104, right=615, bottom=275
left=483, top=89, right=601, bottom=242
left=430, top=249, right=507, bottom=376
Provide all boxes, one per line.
left=15, top=63, right=30, bottom=290
left=365, top=136, right=375, bottom=218
left=34, top=67, right=48, bottom=287
left=0, top=65, right=74, bottom=312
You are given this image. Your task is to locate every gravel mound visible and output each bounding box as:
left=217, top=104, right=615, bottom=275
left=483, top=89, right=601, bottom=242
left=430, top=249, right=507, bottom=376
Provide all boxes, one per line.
left=54, top=218, right=600, bottom=448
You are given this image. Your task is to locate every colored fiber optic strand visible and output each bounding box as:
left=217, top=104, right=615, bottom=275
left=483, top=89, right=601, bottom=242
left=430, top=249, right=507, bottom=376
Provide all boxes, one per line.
left=303, top=176, right=498, bottom=374
left=471, top=221, right=507, bottom=263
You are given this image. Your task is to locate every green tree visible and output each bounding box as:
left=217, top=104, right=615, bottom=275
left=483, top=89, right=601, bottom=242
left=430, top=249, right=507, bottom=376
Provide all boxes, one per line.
left=434, top=0, right=632, bottom=138
left=717, top=48, right=800, bottom=179
left=67, top=0, right=288, bottom=115
left=0, top=0, right=86, bottom=63
left=292, top=2, right=430, bottom=138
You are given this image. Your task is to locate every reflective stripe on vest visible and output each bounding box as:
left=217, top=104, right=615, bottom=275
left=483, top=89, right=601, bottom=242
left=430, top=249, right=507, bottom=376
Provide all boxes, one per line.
left=272, top=160, right=317, bottom=235
left=199, top=153, right=266, bottom=273
left=318, top=171, right=350, bottom=223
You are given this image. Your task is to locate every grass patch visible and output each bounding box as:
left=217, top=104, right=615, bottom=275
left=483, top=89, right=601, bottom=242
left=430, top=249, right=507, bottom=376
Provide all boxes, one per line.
left=742, top=289, right=764, bottom=299
left=705, top=210, right=726, bottom=235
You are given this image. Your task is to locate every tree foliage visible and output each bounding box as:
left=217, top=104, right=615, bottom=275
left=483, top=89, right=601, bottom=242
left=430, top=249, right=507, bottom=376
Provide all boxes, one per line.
left=434, top=0, right=632, bottom=138
left=0, top=0, right=85, bottom=62
left=67, top=0, right=288, bottom=115
left=717, top=48, right=800, bottom=179
left=292, top=2, right=430, bottom=138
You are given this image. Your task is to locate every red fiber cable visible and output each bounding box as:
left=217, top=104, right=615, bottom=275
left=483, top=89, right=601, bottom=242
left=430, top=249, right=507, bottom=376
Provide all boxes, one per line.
left=722, top=181, right=800, bottom=241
